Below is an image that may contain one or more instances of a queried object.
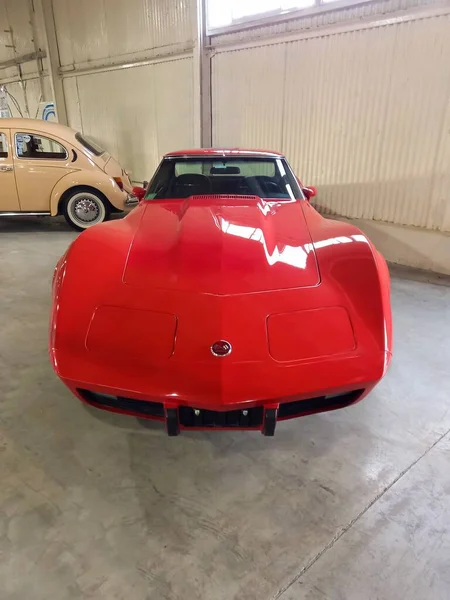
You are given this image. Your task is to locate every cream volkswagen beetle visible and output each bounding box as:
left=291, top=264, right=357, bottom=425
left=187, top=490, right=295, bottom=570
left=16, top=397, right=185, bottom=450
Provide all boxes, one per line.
left=0, top=118, right=136, bottom=230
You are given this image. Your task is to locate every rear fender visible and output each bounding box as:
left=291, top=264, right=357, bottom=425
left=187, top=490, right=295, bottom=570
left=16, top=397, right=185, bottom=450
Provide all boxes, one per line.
left=50, top=170, right=127, bottom=215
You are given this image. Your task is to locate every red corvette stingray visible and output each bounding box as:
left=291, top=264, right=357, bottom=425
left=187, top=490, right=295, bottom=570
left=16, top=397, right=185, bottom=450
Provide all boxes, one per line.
left=50, top=149, right=392, bottom=436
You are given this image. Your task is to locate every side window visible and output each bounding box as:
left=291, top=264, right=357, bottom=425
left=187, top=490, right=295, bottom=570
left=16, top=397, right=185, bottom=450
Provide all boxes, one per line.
left=0, top=132, right=8, bottom=158
left=15, top=133, right=67, bottom=160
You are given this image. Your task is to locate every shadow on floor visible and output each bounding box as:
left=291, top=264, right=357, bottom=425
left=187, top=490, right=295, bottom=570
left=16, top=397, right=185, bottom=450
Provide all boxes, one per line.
left=0, top=213, right=125, bottom=234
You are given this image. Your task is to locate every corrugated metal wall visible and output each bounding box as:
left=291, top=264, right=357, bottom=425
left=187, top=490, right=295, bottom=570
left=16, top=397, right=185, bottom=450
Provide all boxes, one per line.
left=0, top=0, right=48, bottom=116
left=55, top=0, right=195, bottom=181
left=63, top=57, right=195, bottom=182
left=3, top=77, right=52, bottom=118
left=0, top=0, right=45, bottom=76
left=1, top=0, right=449, bottom=234
left=213, top=10, right=450, bottom=232
left=211, top=0, right=439, bottom=46
left=0, top=0, right=195, bottom=181
left=53, top=0, right=193, bottom=68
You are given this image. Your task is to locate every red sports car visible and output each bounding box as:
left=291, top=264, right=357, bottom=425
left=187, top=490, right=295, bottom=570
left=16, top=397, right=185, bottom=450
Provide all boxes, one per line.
left=50, top=149, right=392, bottom=436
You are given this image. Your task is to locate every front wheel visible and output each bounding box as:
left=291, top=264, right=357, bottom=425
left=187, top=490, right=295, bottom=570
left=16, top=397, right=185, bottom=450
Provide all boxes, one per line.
left=62, top=188, right=110, bottom=231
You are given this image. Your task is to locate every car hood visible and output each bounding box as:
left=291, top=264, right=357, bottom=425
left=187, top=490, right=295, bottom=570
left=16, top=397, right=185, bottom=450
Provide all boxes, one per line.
left=123, top=195, right=320, bottom=294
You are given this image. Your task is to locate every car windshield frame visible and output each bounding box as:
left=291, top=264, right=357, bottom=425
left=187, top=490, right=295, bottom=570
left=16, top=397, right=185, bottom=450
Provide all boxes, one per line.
left=75, top=132, right=106, bottom=157
left=145, top=156, right=304, bottom=201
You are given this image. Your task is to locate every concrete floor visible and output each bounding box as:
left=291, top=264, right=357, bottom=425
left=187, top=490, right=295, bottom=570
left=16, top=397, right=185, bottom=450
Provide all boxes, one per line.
left=1, top=216, right=449, bottom=600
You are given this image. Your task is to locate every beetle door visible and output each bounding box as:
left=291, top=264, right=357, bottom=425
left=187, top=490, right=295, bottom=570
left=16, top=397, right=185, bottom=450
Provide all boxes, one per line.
left=12, top=130, right=76, bottom=212
left=0, top=129, right=20, bottom=211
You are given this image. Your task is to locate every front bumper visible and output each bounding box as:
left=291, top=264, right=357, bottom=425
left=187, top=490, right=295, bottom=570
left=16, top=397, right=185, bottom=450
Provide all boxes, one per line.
left=75, top=386, right=367, bottom=436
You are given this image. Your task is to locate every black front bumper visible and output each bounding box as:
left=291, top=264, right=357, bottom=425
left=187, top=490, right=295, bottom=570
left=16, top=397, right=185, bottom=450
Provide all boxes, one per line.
left=78, top=389, right=363, bottom=436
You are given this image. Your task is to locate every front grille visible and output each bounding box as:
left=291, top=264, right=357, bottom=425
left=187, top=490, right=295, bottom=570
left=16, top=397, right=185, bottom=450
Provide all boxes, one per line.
left=78, top=388, right=363, bottom=425
left=278, top=389, right=363, bottom=419
left=78, top=389, right=164, bottom=418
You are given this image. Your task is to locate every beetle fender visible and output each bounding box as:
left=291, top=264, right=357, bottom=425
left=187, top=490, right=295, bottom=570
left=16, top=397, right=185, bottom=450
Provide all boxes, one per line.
left=50, top=170, right=127, bottom=215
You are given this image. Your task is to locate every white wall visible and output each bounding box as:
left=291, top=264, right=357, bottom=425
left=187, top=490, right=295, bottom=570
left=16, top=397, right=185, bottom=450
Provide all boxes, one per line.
left=0, top=0, right=49, bottom=115
left=53, top=0, right=193, bottom=69
left=54, top=0, right=195, bottom=182
left=0, top=0, right=195, bottom=182
left=212, top=1, right=450, bottom=273
left=0, top=0, right=46, bottom=74
left=2, top=77, right=52, bottom=118
left=63, top=57, right=194, bottom=182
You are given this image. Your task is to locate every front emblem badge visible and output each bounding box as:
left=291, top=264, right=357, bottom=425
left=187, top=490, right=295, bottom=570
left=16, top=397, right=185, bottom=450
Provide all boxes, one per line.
left=211, top=340, right=232, bottom=357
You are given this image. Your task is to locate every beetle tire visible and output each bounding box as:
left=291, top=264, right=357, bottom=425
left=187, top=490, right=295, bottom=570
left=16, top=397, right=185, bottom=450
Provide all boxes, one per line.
left=62, top=187, right=110, bottom=231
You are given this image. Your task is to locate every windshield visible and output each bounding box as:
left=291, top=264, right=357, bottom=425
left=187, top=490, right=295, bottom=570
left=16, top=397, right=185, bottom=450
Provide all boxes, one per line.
left=145, top=157, right=302, bottom=200
left=75, top=132, right=106, bottom=156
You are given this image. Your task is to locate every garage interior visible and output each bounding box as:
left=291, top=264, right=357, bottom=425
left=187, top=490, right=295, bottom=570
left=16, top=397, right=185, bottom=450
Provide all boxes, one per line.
left=1, top=0, right=450, bottom=599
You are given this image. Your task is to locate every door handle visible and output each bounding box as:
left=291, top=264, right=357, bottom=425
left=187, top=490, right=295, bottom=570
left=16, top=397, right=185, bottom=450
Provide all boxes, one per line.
left=0, top=165, right=13, bottom=172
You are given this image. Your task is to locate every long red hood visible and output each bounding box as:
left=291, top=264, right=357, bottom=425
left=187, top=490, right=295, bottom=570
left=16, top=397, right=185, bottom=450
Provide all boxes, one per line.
left=123, top=195, right=320, bottom=294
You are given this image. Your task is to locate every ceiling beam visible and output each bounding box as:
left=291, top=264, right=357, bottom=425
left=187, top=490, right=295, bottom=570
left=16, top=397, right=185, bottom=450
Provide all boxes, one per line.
left=0, top=51, right=46, bottom=70
left=192, top=0, right=212, bottom=148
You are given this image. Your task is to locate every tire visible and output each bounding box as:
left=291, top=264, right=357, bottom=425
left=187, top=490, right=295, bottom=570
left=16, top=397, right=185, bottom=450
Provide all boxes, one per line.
left=62, top=188, right=110, bottom=231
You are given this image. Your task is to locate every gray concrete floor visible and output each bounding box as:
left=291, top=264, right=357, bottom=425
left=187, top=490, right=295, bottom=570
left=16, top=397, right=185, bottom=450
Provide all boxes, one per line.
left=1, top=215, right=449, bottom=600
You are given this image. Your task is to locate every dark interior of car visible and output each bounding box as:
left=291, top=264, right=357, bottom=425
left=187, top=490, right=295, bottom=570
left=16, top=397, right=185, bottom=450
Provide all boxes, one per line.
left=169, top=173, right=290, bottom=199
left=20, top=136, right=67, bottom=160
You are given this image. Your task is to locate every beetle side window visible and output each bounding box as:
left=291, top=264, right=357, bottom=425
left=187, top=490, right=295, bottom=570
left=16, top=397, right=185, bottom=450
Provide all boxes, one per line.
left=15, top=133, right=67, bottom=160
left=0, top=132, right=7, bottom=158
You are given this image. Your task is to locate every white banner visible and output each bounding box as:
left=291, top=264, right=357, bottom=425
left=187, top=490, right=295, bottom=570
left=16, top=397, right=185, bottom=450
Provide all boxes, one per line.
left=0, top=85, right=10, bottom=118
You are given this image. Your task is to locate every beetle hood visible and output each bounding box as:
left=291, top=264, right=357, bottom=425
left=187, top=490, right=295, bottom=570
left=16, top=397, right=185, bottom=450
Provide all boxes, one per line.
left=123, top=195, right=320, bottom=294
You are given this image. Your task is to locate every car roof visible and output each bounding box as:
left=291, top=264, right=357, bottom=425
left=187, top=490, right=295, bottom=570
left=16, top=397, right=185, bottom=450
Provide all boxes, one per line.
left=0, top=117, right=78, bottom=140
left=164, top=148, right=285, bottom=158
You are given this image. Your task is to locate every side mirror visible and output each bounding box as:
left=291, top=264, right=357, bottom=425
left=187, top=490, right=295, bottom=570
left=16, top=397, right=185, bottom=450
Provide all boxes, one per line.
left=132, top=186, right=146, bottom=201
left=302, top=186, right=317, bottom=201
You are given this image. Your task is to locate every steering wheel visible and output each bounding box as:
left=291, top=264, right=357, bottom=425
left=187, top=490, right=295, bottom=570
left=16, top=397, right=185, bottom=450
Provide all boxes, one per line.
left=263, top=179, right=282, bottom=194
left=247, top=175, right=282, bottom=196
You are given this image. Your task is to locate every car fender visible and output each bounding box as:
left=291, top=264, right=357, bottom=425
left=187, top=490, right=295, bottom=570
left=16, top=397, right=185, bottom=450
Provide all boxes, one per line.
left=50, top=207, right=146, bottom=365
left=302, top=201, right=393, bottom=361
left=50, top=169, right=127, bottom=215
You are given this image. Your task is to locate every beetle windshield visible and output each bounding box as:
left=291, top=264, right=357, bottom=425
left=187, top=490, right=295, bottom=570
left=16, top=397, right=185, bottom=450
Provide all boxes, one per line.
left=145, top=157, right=302, bottom=200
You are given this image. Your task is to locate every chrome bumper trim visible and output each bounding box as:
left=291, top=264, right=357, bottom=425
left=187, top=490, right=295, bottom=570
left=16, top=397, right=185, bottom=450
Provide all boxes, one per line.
left=0, top=211, right=51, bottom=216
left=125, top=194, right=139, bottom=207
